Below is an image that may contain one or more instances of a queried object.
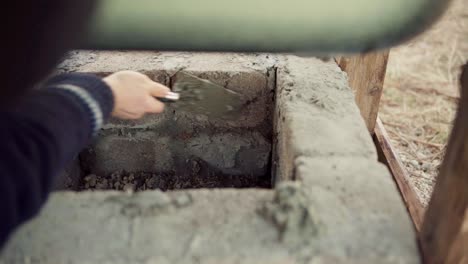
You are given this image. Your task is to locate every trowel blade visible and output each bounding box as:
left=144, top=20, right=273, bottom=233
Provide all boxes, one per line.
left=171, top=72, right=244, bottom=118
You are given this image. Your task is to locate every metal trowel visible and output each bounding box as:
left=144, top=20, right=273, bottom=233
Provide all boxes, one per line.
left=157, top=72, right=244, bottom=118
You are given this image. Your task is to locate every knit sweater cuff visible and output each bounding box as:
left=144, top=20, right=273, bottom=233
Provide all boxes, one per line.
left=45, top=73, right=114, bottom=135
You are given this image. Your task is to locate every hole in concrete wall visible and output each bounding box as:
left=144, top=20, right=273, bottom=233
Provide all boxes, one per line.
left=56, top=68, right=277, bottom=191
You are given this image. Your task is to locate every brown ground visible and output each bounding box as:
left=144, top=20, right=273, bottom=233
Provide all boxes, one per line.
left=380, top=0, right=468, bottom=206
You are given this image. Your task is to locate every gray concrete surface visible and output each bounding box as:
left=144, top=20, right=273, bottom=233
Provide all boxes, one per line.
left=0, top=52, right=420, bottom=263
left=67, top=52, right=275, bottom=184
left=1, top=190, right=290, bottom=264
left=82, top=133, right=174, bottom=174
left=59, top=51, right=277, bottom=130
left=269, top=56, right=419, bottom=263
left=82, top=131, right=271, bottom=178
left=273, top=56, right=378, bottom=182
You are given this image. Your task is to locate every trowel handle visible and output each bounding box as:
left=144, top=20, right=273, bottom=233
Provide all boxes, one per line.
left=155, top=91, right=180, bottom=103
left=156, top=97, right=176, bottom=103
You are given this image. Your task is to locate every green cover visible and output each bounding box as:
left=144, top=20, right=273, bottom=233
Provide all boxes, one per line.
left=85, top=0, right=449, bottom=53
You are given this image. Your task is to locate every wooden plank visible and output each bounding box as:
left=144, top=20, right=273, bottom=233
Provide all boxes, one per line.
left=339, top=51, right=389, bottom=133
left=374, top=117, right=425, bottom=231
left=446, top=212, right=467, bottom=264
left=420, top=63, right=468, bottom=264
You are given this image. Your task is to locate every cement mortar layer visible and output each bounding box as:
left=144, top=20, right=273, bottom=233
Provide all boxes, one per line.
left=0, top=52, right=420, bottom=263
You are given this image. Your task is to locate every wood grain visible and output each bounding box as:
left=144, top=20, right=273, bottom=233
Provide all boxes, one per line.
left=374, top=117, right=425, bottom=231
left=339, top=51, right=390, bottom=133
left=420, top=63, right=468, bottom=264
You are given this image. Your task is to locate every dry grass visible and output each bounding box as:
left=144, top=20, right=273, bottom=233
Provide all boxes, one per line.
left=380, top=0, right=468, bottom=206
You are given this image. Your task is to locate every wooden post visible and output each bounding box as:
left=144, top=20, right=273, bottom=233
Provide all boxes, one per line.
left=338, top=51, right=390, bottom=133
left=420, top=63, right=468, bottom=264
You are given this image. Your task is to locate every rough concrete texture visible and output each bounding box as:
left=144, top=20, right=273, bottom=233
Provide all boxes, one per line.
left=82, top=132, right=174, bottom=174
left=274, top=55, right=377, bottom=182
left=271, top=55, right=420, bottom=262
left=61, top=51, right=275, bottom=185
left=0, top=190, right=294, bottom=264
left=0, top=185, right=417, bottom=264
left=81, top=131, right=271, bottom=179
left=293, top=157, right=418, bottom=261
left=58, top=51, right=277, bottom=130
left=0, top=53, right=420, bottom=263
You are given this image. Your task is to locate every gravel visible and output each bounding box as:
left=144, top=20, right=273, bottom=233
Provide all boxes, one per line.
left=79, top=170, right=271, bottom=192
left=80, top=171, right=167, bottom=192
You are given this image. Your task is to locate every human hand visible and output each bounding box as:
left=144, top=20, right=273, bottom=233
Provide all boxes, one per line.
left=103, top=71, right=171, bottom=119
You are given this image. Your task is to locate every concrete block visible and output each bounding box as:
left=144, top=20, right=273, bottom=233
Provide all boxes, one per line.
left=82, top=130, right=271, bottom=180
left=82, top=132, right=173, bottom=175
left=59, top=51, right=276, bottom=130
left=291, top=157, right=419, bottom=263
left=58, top=50, right=169, bottom=74
left=57, top=51, right=170, bottom=85
left=185, top=132, right=271, bottom=176
left=284, top=113, right=376, bottom=158
left=59, top=51, right=277, bottom=76
left=274, top=56, right=377, bottom=181
left=103, top=110, right=174, bottom=130
left=0, top=185, right=419, bottom=263
left=269, top=55, right=419, bottom=262
left=168, top=55, right=276, bottom=129
left=0, top=190, right=291, bottom=264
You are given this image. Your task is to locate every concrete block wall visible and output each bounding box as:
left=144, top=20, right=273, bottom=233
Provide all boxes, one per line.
left=273, top=56, right=377, bottom=182
left=81, top=131, right=271, bottom=177
left=271, top=56, right=419, bottom=262
left=60, top=52, right=277, bottom=188
left=0, top=52, right=420, bottom=263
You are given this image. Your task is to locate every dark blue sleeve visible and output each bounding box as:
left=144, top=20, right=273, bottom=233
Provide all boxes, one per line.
left=0, top=73, right=114, bottom=247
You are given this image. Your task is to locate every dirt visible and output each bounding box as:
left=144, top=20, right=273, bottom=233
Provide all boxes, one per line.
left=78, top=170, right=271, bottom=191
left=380, top=0, right=468, bottom=206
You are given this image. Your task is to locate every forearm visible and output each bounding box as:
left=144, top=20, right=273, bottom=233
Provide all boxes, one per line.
left=0, top=73, right=114, bottom=247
